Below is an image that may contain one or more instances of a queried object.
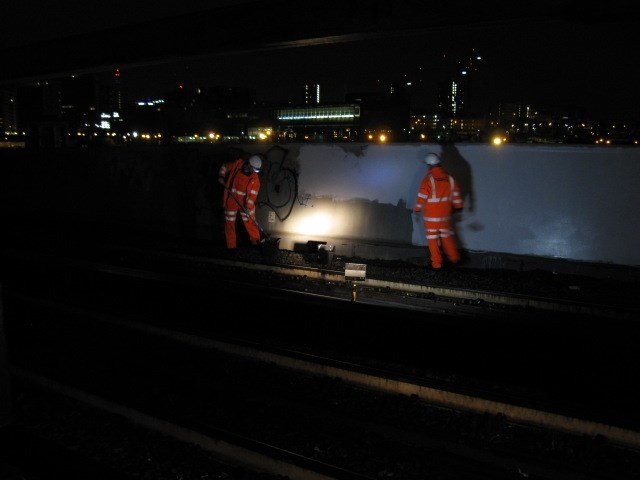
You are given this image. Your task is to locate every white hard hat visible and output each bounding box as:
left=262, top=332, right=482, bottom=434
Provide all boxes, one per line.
left=248, top=155, right=262, bottom=172
left=425, top=152, right=441, bottom=166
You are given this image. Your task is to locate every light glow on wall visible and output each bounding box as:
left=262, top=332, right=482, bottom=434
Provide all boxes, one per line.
left=288, top=212, right=333, bottom=236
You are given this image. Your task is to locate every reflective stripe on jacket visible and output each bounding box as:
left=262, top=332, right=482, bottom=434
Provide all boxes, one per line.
left=414, top=165, right=463, bottom=226
left=219, top=158, right=261, bottom=215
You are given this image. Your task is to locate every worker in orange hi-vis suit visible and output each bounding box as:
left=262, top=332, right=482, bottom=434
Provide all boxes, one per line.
left=413, top=152, right=464, bottom=269
left=218, top=154, right=262, bottom=250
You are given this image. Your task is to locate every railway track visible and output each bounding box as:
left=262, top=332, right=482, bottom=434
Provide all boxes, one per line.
left=5, top=294, right=640, bottom=480
left=4, top=241, right=639, bottom=319
left=2, top=245, right=640, bottom=479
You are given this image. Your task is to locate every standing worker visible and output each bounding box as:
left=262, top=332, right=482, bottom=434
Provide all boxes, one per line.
left=413, top=152, right=464, bottom=269
left=218, top=154, right=263, bottom=250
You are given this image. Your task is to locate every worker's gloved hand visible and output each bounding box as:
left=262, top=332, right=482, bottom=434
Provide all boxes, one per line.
left=218, top=177, right=225, bottom=186
left=413, top=211, right=422, bottom=222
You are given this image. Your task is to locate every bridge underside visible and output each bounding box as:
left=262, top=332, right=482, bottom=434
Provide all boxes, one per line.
left=0, top=0, right=615, bottom=85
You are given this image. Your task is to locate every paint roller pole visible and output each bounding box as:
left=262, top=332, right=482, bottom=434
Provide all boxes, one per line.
left=223, top=183, right=270, bottom=242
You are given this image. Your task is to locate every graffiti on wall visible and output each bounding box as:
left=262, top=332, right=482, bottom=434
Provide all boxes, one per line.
left=258, top=145, right=309, bottom=222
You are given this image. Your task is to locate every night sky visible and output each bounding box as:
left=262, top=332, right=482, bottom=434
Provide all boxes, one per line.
left=1, top=1, right=637, bottom=120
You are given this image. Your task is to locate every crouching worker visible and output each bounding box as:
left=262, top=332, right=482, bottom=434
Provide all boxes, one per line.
left=218, top=154, right=262, bottom=250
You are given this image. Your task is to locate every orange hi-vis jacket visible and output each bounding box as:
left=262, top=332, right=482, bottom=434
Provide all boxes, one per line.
left=414, top=165, right=463, bottom=227
left=219, top=158, right=260, bottom=217
left=218, top=158, right=262, bottom=248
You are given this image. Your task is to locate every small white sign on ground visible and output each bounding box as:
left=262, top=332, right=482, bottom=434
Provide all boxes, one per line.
left=344, top=263, right=366, bottom=282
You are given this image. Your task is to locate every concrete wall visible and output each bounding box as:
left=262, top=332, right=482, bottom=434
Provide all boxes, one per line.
left=254, top=143, right=640, bottom=267
left=1, top=142, right=639, bottom=267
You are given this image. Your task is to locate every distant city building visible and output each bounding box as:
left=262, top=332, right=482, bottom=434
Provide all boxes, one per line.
left=112, top=68, right=122, bottom=112
left=59, top=74, right=98, bottom=132
left=3, top=57, right=635, bottom=147
left=1, top=87, right=17, bottom=134
left=274, top=104, right=361, bottom=142
left=437, top=51, right=482, bottom=119
left=15, top=80, right=68, bottom=148
left=346, top=89, right=411, bottom=142
left=303, top=84, right=321, bottom=105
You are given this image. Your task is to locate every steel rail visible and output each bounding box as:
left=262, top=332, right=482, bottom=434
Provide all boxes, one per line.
left=8, top=290, right=640, bottom=452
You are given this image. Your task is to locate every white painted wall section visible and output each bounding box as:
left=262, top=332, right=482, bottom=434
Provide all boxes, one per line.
left=257, top=143, right=640, bottom=266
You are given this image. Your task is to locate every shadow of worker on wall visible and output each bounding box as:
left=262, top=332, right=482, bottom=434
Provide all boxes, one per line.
left=440, top=144, right=482, bottom=264
left=440, top=144, right=474, bottom=214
